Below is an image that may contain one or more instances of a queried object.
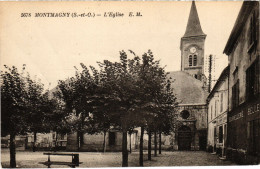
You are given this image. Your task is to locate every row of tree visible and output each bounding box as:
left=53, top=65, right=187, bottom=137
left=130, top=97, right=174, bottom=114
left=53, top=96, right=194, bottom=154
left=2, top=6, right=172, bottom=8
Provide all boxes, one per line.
left=1, top=64, right=65, bottom=167
left=1, top=50, right=177, bottom=167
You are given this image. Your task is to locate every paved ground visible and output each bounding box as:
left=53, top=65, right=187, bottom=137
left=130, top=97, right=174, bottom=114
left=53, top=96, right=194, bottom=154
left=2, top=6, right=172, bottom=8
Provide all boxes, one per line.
left=1, top=149, right=235, bottom=168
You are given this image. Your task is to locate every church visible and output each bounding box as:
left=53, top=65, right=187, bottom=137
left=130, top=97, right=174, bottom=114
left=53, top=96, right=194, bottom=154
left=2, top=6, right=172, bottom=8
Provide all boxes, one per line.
left=168, top=1, right=208, bottom=151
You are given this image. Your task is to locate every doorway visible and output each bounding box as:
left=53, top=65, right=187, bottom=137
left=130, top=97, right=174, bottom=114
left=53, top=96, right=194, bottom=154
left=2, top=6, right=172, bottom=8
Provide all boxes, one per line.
left=199, top=130, right=207, bottom=151
left=109, top=132, right=116, bottom=146
left=178, top=126, right=192, bottom=150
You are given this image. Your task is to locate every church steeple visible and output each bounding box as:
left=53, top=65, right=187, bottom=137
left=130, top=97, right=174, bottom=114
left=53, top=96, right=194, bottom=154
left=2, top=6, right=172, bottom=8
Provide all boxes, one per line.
left=183, top=1, right=205, bottom=38
left=180, top=1, right=206, bottom=81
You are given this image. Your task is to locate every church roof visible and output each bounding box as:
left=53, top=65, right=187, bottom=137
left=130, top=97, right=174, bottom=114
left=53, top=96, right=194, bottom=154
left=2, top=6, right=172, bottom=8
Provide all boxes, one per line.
left=167, top=71, right=208, bottom=105
left=183, top=1, right=206, bottom=38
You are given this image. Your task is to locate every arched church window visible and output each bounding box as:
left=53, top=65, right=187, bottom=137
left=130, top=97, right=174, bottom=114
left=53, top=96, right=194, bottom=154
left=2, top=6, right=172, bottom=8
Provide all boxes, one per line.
left=189, top=55, right=192, bottom=66
left=193, top=55, right=197, bottom=66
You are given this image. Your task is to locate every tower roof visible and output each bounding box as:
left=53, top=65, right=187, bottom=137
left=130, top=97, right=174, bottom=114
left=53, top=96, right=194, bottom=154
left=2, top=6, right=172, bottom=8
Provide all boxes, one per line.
left=183, top=1, right=206, bottom=38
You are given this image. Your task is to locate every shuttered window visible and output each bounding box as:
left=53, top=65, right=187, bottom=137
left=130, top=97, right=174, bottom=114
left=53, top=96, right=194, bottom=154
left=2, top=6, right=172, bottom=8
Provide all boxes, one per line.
left=220, top=93, right=223, bottom=112
left=219, top=126, right=223, bottom=143
left=248, top=119, right=260, bottom=156
left=249, top=11, right=256, bottom=46
left=246, top=59, right=260, bottom=100
left=232, top=80, right=239, bottom=109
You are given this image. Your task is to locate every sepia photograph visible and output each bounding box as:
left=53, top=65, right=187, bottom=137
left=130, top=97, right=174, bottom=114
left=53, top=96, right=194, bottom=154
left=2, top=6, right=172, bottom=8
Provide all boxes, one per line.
left=0, top=0, right=259, bottom=168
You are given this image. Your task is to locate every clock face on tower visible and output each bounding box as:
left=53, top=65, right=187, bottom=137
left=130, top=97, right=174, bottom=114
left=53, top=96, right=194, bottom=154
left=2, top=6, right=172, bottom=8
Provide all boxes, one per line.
left=189, top=47, right=196, bottom=53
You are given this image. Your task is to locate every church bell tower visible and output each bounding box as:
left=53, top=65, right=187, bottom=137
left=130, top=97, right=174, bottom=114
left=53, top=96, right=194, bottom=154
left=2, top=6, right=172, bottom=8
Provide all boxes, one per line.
left=180, top=1, right=206, bottom=81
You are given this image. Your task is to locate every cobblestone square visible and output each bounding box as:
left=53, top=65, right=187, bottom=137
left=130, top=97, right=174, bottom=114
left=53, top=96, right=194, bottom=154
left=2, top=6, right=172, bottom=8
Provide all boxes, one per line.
left=1, top=149, right=235, bottom=168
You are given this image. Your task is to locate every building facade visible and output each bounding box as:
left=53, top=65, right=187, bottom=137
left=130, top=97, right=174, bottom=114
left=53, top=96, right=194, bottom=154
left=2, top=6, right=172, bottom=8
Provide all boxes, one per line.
left=207, top=66, right=229, bottom=157
left=1, top=132, right=67, bottom=151
left=66, top=130, right=138, bottom=152
left=167, top=1, right=208, bottom=151
left=223, top=1, right=260, bottom=164
left=169, top=71, right=208, bottom=151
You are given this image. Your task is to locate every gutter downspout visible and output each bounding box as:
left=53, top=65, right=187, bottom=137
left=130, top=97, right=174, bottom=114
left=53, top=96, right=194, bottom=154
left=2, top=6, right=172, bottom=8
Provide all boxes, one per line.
left=226, top=68, right=230, bottom=158
left=206, top=98, right=209, bottom=151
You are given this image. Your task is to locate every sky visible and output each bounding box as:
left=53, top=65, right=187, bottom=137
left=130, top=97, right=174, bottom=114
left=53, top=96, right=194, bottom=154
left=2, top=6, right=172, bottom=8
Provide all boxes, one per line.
left=0, top=1, right=243, bottom=89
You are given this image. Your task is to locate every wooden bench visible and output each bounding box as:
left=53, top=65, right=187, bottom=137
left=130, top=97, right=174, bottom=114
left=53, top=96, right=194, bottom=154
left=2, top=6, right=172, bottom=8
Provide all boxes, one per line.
left=40, top=152, right=81, bottom=168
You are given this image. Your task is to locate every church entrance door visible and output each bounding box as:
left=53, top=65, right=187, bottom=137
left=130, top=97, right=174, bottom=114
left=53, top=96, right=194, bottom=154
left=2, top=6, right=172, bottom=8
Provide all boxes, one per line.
left=178, top=126, right=192, bottom=151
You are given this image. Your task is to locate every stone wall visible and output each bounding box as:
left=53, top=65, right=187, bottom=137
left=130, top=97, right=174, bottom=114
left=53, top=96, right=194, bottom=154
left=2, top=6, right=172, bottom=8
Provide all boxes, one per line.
left=66, top=131, right=139, bottom=152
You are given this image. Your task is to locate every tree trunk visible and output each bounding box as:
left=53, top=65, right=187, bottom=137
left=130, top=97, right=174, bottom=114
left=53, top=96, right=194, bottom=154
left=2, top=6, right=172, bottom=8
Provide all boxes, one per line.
left=122, top=130, right=128, bottom=167
left=148, top=129, right=152, bottom=161
left=79, top=131, right=84, bottom=150
left=77, top=131, right=80, bottom=151
left=103, top=131, right=106, bottom=153
left=139, top=126, right=144, bottom=166
left=159, top=131, right=162, bottom=154
left=55, top=132, right=58, bottom=152
left=25, top=135, right=28, bottom=150
left=79, top=113, right=85, bottom=151
left=129, top=133, right=132, bottom=153
left=33, top=131, right=37, bottom=152
left=10, top=133, right=16, bottom=168
left=154, top=131, right=157, bottom=157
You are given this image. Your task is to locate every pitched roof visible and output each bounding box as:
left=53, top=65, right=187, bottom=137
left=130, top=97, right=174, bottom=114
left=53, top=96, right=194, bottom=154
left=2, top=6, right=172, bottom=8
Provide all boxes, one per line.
left=207, top=65, right=229, bottom=100
left=167, top=71, right=208, bottom=105
left=183, top=1, right=206, bottom=38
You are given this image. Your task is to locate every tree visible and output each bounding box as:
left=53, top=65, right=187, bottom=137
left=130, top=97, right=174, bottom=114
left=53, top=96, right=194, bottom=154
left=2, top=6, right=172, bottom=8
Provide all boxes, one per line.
left=43, top=90, right=70, bottom=151
left=96, top=50, right=177, bottom=166
left=53, top=49, right=177, bottom=167
left=55, top=63, right=107, bottom=151
left=148, top=78, right=177, bottom=157
left=1, top=65, right=29, bottom=167
left=96, top=55, right=133, bottom=166
left=1, top=65, right=55, bottom=166
left=24, top=73, right=48, bottom=152
left=86, top=65, right=112, bottom=152
left=55, top=51, right=144, bottom=166
left=72, top=64, right=98, bottom=149
left=134, top=51, right=177, bottom=163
